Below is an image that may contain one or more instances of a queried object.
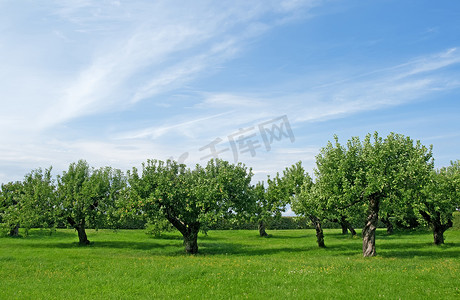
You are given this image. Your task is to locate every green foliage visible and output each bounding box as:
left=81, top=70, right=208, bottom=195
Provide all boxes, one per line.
left=128, top=159, right=254, bottom=253
left=208, top=216, right=310, bottom=230
left=56, top=160, right=127, bottom=244
left=293, top=132, right=434, bottom=253
left=417, top=160, right=460, bottom=234
left=292, top=136, right=365, bottom=229
left=145, top=218, right=175, bottom=237
left=270, top=161, right=313, bottom=215
left=363, top=133, right=434, bottom=223
left=248, top=179, right=293, bottom=230
left=0, top=181, right=24, bottom=236
left=21, top=167, right=57, bottom=232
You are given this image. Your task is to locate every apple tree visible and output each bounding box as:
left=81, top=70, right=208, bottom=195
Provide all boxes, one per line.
left=57, top=160, right=126, bottom=244
left=128, top=159, right=253, bottom=254
left=418, top=160, right=460, bottom=244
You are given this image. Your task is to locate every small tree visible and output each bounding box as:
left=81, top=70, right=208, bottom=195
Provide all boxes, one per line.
left=292, top=182, right=326, bottom=247
left=251, top=182, right=269, bottom=237
left=250, top=180, right=291, bottom=237
left=418, top=160, right=460, bottom=244
left=265, top=162, right=326, bottom=246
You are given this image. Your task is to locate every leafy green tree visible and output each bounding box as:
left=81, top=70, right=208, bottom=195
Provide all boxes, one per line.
left=57, top=160, right=126, bottom=244
left=128, top=159, right=253, bottom=254
left=298, top=133, right=433, bottom=256
left=360, top=133, right=433, bottom=256
left=250, top=182, right=270, bottom=237
left=418, top=160, right=460, bottom=244
left=20, top=167, right=58, bottom=233
left=0, top=181, right=24, bottom=236
left=264, top=161, right=327, bottom=246
left=292, top=138, right=363, bottom=248
left=292, top=181, right=326, bottom=247
left=251, top=175, right=294, bottom=237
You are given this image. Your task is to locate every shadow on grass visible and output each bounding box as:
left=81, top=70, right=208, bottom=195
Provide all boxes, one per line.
left=375, top=230, right=434, bottom=240
left=6, top=228, right=459, bottom=258
left=28, top=231, right=78, bottom=239
left=148, top=234, right=224, bottom=241
left=316, top=240, right=460, bottom=259
left=11, top=239, right=460, bottom=258
left=19, top=240, right=178, bottom=251
left=199, top=242, right=308, bottom=256
left=0, top=230, right=77, bottom=240
left=262, top=234, right=311, bottom=240
left=146, top=234, right=183, bottom=241
left=377, top=241, right=460, bottom=258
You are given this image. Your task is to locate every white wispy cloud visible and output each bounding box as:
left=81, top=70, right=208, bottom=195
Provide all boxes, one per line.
left=112, top=47, right=460, bottom=167
left=0, top=0, right=325, bottom=182
left=34, top=0, right=321, bottom=129
left=117, top=111, right=235, bottom=140
left=1, top=0, right=459, bottom=188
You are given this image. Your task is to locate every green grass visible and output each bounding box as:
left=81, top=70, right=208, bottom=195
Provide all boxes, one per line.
left=1, top=228, right=459, bottom=299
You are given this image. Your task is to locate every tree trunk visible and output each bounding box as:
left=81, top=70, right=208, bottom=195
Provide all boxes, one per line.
left=183, top=224, right=200, bottom=254
left=433, top=226, right=444, bottom=245
left=258, top=221, right=268, bottom=237
left=341, top=216, right=357, bottom=236
left=362, top=194, right=380, bottom=257
left=432, top=219, right=452, bottom=245
left=310, top=215, right=325, bottom=248
left=67, top=217, right=90, bottom=245
left=9, top=224, right=19, bottom=237
left=348, top=224, right=357, bottom=236
left=77, top=225, right=90, bottom=245
left=164, top=209, right=200, bottom=254
left=419, top=210, right=453, bottom=245
left=340, top=222, right=348, bottom=234
left=381, top=217, right=393, bottom=235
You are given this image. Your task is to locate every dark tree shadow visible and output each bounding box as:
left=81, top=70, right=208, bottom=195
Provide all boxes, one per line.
left=313, top=240, right=460, bottom=259
left=7, top=228, right=459, bottom=258
left=19, top=240, right=175, bottom=251
left=262, top=234, right=311, bottom=239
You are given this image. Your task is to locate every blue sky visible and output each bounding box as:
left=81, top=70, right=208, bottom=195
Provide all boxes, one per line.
left=1, top=0, right=460, bottom=196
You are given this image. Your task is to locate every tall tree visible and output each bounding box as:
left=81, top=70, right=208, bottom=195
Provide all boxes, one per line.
left=299, top=133, right=433, bottom=256
left=128, top=159, right=253, bottom=254
left=360, top=133, right=433, bottom=256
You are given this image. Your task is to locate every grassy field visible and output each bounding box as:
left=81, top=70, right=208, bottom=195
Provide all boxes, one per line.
left=1, top=228, right=459, bottom=299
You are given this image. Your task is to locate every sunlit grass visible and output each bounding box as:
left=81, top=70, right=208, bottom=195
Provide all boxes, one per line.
left=1, top=228, right=459, bottom=299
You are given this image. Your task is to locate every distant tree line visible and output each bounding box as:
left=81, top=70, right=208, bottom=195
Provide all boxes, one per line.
left=1, top=132, right=459, bottom=256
